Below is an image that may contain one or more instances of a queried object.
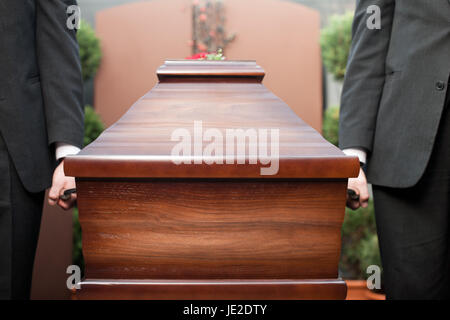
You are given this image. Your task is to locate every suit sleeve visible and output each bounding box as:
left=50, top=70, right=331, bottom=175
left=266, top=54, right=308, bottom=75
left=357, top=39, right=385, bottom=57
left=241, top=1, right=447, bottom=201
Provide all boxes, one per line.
left=339, top=0, right=395, bottom=153
left=36, top=0, right=84, bottom=149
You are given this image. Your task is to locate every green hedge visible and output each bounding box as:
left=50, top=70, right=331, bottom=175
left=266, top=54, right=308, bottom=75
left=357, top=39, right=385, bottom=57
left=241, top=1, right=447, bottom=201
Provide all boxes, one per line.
left=320, top=12, right=354, bottom=81
left=340, top=202, right=382, bottom=279
left=83, top=105, right=104, bottom=146
left=77, top=20, right=101, bottom=81
left=322, top=106, right=340, bottom=147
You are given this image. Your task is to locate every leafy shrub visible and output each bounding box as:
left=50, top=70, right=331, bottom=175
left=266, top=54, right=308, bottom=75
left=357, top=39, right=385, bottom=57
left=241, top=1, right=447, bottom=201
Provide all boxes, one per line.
left=83, top=105, right=104, bottom=146
left=322, top=106, right=340, bottom=146
left=77, top=20, right=101, bottom=81
left=340, top=202, right=381, bottom=279
left=320, top=12, right=354, bottom=81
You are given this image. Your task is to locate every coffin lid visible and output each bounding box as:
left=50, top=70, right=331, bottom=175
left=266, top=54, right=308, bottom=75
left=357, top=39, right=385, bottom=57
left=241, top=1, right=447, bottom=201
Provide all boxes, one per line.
left=65, top=60, right=358, bottom=179
left=157, top=60, right=265, bottom=81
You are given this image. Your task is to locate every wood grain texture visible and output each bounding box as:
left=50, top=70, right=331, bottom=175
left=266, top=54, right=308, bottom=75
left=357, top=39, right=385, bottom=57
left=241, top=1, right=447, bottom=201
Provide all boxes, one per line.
left=77, top=179, right=347, bottom=280
left=74, top=279, right=347, bottom=300
left=65, top=61, right=359, bottom=179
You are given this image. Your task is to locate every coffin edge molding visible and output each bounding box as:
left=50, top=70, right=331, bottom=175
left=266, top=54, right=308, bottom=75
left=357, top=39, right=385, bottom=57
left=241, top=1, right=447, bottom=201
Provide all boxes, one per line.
left=74, top=279, right=347, bottom=300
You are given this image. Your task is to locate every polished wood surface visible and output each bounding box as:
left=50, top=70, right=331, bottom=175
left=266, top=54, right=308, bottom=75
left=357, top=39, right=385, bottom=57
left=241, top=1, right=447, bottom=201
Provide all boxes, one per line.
left=157, top=60, right=265, bottom=81
left=75, top=279, right=347, bottom=300
left=69, top=61, right=357, bottom=299
left=77, top=179, right=346, bottom=280
left=65, top=61, right=358, bottom=179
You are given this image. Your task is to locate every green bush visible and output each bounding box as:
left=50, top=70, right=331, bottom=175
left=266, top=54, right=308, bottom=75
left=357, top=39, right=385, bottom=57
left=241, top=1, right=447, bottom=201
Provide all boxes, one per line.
left=322, top=106, right=340, bottom=147
left=77, top=20, right=101, bottom=81
left=83, top=105, right=105, bottom=146
left=73, top=105, right=105, bottom=271
left=340, top=202, right=381, bottom=279
left=320, top=12, right=354, bottom=81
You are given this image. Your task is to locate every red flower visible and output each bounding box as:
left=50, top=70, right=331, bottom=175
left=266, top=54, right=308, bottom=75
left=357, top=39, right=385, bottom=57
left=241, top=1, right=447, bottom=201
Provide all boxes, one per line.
left=185, top=52, right=208, bottom=60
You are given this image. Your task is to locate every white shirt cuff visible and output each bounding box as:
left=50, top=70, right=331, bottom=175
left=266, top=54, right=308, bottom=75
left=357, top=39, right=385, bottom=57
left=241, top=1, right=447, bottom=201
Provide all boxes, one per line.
left=343, top=148, right=367, bottom=164
left=55, top=142, right=81, bottom=160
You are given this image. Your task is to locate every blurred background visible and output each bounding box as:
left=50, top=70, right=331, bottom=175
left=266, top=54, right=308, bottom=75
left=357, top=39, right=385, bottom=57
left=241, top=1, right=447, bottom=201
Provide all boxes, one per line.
left=77, top=0, right=355, bottom=120
left=31, top=0, right=382, bottom=300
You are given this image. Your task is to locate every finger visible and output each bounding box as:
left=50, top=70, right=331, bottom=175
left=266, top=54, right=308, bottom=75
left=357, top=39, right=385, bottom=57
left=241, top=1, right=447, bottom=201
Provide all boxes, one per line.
left=49, top=183, right=63, bottom=203
left=360, top=198, right=369, bottom=208
left=57, top=199, right=71, bottom=210
left=346, top=199, right=360, bottom=210
left=359, top=185, right=369, bottom=202
left=48, top=192, right=61, bottom=205
left=350, top=199, right=361, bottom=210
left=58, top=194, right=76, bottom=210
left=58, top=200, right=67, bottom=210
left=358, top=185, right=370, bottom=208
left=59, top=189, right=76, bottom=201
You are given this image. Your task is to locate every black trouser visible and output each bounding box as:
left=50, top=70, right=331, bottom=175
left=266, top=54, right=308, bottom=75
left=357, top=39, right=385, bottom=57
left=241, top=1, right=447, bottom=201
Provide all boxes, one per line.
left=0, top=133, right=44, bottom=300
left=373, top=92, right=450, bottom=300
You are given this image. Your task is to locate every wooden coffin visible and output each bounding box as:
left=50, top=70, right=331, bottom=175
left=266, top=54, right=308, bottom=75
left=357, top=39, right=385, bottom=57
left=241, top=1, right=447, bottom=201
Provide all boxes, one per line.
left=65, top=60, right=359, bottom=300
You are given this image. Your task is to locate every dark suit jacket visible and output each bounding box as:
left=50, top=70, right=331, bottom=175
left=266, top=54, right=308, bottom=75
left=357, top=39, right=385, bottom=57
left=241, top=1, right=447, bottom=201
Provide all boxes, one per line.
left=339, top=0, right=450, bottom=188
left=0, top=0, right=84, bottom=192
